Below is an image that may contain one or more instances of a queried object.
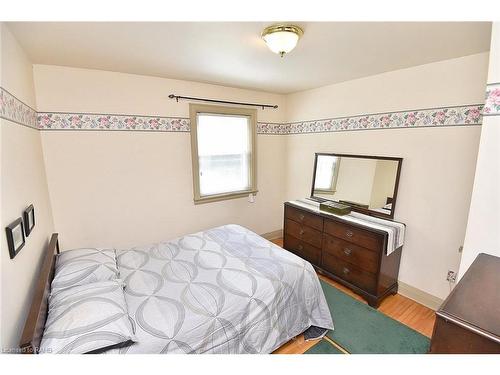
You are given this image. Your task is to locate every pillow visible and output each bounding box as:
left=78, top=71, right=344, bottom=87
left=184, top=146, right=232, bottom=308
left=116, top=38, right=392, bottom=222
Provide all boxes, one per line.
left=51, top=248, right=119, bottom=293
left=40, top=280, right=136, bottom=354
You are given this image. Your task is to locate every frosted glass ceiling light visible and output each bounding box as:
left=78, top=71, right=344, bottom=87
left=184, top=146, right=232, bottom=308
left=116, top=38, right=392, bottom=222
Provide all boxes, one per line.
left=261, top=25, right=303, bottom=57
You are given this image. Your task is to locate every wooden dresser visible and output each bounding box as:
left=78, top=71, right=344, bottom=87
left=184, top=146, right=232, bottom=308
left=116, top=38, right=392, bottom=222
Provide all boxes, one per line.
left=429, top=253, right=500, bottom=353
left=283, top=201, right=403, bottom=308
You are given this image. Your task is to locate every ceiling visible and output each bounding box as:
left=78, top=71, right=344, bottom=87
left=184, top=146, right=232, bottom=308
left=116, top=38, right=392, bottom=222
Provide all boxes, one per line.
left=7, top=22, right=492, bottom=94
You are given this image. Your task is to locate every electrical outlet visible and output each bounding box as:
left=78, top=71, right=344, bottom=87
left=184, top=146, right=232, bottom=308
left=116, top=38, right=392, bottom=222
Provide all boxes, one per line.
left=446, top=270, right=457, bottom=283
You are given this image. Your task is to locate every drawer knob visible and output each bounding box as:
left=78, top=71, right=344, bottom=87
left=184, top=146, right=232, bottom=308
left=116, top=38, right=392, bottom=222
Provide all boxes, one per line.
left=299, top=229, right=305, bottom=235
left=344, top=248, right=352, bottom=256
left=345, top=230, right=354, bottom=238
left=299, top=214, right=305, bottom=221
left=297, top=244, right=303, bottom=251
left=343, top=267, right=350, bottom=275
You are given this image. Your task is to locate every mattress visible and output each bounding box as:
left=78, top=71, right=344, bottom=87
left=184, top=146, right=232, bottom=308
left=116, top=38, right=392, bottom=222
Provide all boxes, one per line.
left=110, top=224, right=334, bottom=353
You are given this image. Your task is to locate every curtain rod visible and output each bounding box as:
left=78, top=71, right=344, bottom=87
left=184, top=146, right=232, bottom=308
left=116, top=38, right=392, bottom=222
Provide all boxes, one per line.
left=168, top=94, right=278, bottom=109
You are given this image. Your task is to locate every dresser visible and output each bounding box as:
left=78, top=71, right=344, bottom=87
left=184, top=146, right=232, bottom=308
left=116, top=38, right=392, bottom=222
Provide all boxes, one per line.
left=283, top=201, right=403, bottom=308
left=429, top=253, right=500, bottom=353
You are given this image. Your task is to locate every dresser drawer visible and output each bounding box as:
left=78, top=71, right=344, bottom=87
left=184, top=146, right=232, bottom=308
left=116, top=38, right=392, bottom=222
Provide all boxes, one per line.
left=285, top=205, right=323, bottom=231
left=284, top=234, right=321, bottom=265
left=285, top=219, right=322, bottom=248
left=324, top=220, right=383, bottom=251
left=322, top=253, right=377, bottom=293
left=323, top=234, right=379, bottom=274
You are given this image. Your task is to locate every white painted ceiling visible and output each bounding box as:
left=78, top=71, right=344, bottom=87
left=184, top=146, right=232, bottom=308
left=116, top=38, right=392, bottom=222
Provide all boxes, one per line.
left=7, top=22, right=492, bottom=94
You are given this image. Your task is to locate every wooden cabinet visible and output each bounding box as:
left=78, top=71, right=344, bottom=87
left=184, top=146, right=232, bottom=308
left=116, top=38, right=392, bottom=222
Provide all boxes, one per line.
left=283, top=201, right=403, bottom=307
left=285, top=219, right=322, bottom=248
left=429, top=254, right=500, bottom=353
left=323, top=234, right=379, bottom=274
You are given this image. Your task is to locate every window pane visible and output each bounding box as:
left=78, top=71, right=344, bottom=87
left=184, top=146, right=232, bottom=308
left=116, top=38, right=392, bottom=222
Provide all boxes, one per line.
left=315, top=156, right=338, bottom=190
left=197, top=113, right=251, bottom=196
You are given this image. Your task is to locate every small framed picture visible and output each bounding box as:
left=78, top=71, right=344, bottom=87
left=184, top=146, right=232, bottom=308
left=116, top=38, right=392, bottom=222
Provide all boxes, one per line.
left=6, top=218, right=26, bottom=259
left=23, top=204, right=35, bottom=237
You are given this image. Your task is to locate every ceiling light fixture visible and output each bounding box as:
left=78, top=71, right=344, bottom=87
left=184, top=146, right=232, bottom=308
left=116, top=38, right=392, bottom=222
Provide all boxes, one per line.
left=261, top=24, right=303, bottom=57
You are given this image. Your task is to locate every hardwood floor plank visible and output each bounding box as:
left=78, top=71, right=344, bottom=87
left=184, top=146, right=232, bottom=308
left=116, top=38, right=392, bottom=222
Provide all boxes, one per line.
left=273, top=335, right=318, bottom=354
left=270, top=237, right=436, bottom=353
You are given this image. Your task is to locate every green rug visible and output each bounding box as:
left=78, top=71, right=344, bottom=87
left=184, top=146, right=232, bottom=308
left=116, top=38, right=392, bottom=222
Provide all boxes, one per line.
left=320, top=280, right=430, bottom=354
left=304, top=339, right=343, bottom=354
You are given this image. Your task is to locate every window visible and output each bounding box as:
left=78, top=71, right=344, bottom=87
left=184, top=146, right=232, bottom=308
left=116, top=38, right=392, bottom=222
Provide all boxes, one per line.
left=190, top=104, right=257, bottom=204
left=314, top=155, right=340, bottom=194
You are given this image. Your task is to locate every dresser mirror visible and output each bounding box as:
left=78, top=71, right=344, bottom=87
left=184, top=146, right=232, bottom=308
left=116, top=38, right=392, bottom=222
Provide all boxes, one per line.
left=310, top=153, right=403, bottom=219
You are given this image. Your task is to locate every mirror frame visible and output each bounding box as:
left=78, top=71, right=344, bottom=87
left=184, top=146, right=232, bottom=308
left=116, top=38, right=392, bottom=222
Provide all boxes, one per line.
left=310, top=153, right=403, bottom=219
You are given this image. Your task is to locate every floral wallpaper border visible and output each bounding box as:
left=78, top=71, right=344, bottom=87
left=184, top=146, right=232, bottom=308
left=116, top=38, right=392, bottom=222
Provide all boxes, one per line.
left=38, top=104, right=483, bottom=134
left=37, top=112, right=191, bottom=132
left=260, top=104, right=483, bottom=134
left=0, top=86, right=485, bottom=134
left=483, top=82, right=500, bottom=116
left=36, top=111, right=290, bottom=134
left=0, top=87, right=38, bottom=129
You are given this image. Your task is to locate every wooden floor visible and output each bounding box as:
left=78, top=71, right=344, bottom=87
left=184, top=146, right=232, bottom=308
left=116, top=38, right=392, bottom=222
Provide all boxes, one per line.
left=270, top=238, right=436, bottom=354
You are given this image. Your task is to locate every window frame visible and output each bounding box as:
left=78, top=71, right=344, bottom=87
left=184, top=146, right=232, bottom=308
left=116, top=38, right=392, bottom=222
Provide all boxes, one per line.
left=313, top=157, right=341, bottom=195
left=189, top=103, right=258, bottom=204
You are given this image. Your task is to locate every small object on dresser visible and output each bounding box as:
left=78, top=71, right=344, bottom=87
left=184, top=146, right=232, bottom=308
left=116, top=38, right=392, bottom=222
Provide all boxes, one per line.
left=320, top=201, right=351, bottom=216
left=23, top=204, right=35, bottom=237
left=6, top=218, right=26, bottom=259
left=338, top=200, right=369, bottom=209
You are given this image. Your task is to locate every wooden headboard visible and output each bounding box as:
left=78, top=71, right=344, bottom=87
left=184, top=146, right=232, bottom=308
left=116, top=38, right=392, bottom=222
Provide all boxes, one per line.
left=19, top=233, right=59, bottom=354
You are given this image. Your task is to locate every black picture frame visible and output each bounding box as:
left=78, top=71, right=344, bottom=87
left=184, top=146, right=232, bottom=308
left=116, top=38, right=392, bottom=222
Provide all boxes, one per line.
left=6, top=218, right=26, bottom=259
left=23, top=204, right=35, bottom=237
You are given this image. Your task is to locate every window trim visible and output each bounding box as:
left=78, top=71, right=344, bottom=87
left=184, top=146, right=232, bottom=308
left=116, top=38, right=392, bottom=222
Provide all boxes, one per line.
left=313, top=157, right=341, bottom=195
left=189, top=104, right=258, bottom=204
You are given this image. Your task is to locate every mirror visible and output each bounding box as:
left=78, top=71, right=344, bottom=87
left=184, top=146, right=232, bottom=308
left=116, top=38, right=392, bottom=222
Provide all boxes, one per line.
left=311, top=153, right=402, bottom=218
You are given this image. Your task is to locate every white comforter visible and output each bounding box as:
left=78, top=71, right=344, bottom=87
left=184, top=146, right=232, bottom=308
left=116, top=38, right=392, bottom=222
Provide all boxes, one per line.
left=111, top=224, right=334, bottom=353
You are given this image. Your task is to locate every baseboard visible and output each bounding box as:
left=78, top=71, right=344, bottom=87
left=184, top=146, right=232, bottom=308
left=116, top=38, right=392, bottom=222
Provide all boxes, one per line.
left=261, top=229, right=283, bottom=241
left=397, top=281, right=444, bottom=311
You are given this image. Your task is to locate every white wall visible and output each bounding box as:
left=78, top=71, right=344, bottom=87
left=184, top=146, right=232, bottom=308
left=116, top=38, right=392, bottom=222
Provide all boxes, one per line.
left=0, top=26, right=37, bottom=108
left=286, top=53, right=488, bottom=122
left=34, top=65, right=287, bottom=249
left=284, top=53, right=489, bottom=300
left=460, top=24, right=500, bottom=278
left=0, top=24, right=54, bottom=350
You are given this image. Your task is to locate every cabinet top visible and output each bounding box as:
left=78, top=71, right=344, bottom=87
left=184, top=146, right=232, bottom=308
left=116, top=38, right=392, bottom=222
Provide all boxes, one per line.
left=437, top=253, right=500, bottom=343
left=285, top=200, right=405, bottom=255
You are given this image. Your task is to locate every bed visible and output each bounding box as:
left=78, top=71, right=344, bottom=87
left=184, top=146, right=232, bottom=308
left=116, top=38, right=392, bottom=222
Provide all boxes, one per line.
left=20, top=225, right=334, bottom=354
